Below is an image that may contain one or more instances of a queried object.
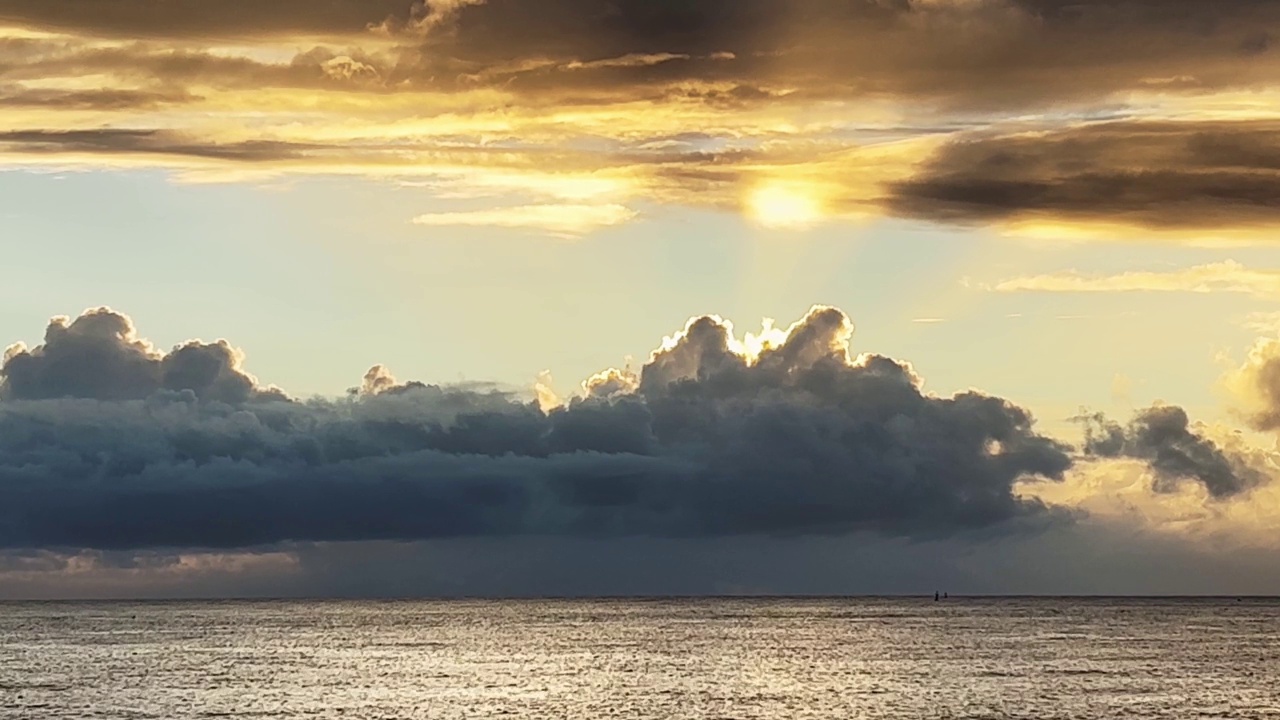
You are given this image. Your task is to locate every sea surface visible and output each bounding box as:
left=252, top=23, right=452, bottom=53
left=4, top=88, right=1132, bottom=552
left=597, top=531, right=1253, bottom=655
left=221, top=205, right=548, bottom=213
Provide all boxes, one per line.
left=2, top=597, right=1278, bottom=719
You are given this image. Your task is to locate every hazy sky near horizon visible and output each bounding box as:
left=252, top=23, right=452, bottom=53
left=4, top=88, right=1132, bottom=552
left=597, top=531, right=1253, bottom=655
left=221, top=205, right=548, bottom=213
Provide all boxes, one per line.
left=3, top=0, right=1280, bottom=597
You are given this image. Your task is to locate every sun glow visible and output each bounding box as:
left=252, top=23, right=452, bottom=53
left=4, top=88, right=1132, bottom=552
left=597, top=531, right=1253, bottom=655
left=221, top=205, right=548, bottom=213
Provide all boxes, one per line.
left=747, top=183, right=824, bottom=229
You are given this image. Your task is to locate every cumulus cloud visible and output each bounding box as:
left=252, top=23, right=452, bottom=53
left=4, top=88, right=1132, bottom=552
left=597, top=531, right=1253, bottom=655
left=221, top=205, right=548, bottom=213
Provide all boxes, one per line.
left=2, top=304, right=1279, bottom=597
left=0, top=307, right=281, bottom=404
left=0, top=305, right=1076, bottom=551
left=1225, top=334, right=1280, bottom=431
left=1078, top=405, right=1266, bottom=498
left=582, top=367, right=640, bottom=399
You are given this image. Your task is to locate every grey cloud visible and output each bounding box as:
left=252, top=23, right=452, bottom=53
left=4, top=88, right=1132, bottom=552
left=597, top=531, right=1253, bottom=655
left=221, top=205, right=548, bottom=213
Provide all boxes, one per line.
left=0, top=305, right=1073, bottom=551
left=887, top=120, right=1280, bottom=229
left=1, top=307, right=281, bottom=404
left=213, top=525, right=1280, bottom=597
left=1080, top=405, right=1265, bottom=498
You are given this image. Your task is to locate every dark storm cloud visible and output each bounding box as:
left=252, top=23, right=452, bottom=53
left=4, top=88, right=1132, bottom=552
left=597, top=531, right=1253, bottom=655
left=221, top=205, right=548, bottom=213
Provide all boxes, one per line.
left=1079, top=406, right=1265, bottom=498
left=1, top=307, right=281, bottom=403
left=887, top=120, right=1280, bottom=229
left=0, top=305, right=1074, bottom=551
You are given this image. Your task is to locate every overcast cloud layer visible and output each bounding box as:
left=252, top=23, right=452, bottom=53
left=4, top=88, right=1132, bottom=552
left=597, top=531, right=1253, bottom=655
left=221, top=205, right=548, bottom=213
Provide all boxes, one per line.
left=2, top=0, right=1280, bottom=237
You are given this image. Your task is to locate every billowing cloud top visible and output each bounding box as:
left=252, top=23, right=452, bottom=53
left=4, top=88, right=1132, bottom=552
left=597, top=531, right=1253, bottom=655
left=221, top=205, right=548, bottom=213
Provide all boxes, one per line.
left=1080, top=406, right=1265, bottom=498
left=1, top=308, right=280, bottom=403
left=0, top=305, right=1081, bottom=551
left=3, top=0, right=1280, bottom=237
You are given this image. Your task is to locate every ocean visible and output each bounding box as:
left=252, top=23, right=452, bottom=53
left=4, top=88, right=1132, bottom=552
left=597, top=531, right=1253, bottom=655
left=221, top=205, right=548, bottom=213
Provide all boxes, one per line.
left=2, top=597, right=1277, bottom=719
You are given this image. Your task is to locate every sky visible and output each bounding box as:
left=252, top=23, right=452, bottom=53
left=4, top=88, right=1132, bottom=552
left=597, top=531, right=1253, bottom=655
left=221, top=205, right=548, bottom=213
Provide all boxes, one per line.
left=2, top=0, right=1280, bottom=598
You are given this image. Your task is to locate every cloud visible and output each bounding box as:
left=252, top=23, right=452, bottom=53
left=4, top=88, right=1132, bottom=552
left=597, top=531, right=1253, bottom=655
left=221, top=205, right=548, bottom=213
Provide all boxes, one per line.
left=0, top=305, right=1074, bottom=551
left=1240, top=310, right=1280, bottom=334
left=412, top=203, right=637, bottom=237
left=0, top=307, right=281, bottom=403
left=582, top=367, right=640, bottom=399
left=3, top=0, right=1277, bottom=109
left=889, top=120, right=1280, bottom=235
left=394, top=0, right=1280, bottom=107
left=1078, top=405, right=1267, bottom=498
left=983, top=261, right=1280, bottom=298
left=0, top=86, right=197, bottom=110
left=1225, top=334, right=1280, bottom=431
left=12, top=518, right=1280, bottom=597
left=0, top=548, right=302, bottom=599
left=0, top=130, right=311, bottom=163
left=0, top=0, right=415, bottom=39
left=2, top=4, right=1280, bottom=236
left=1111, top=373, right=1133, bottom=403
left=2, top=304, right=1279, bottom=597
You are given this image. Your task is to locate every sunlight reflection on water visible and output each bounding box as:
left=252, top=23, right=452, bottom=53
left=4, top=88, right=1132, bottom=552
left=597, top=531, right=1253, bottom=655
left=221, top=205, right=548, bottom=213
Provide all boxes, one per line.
left=2, top=597, right=1279, bottom=719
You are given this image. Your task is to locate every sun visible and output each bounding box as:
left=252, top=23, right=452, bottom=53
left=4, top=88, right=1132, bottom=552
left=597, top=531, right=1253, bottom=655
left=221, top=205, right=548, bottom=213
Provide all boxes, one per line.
left=747, top=183, right=823, bottom=229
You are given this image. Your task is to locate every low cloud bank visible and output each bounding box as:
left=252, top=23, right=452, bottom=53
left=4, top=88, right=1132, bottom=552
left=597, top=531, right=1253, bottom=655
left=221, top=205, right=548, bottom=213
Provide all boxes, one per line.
left=0, top=305, right=1076, bottom=550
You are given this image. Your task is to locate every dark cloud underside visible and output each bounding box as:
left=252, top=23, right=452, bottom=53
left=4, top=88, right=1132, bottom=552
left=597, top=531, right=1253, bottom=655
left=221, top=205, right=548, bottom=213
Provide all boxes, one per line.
left=0, top=306, right=1071, bottom=551
left=888, top=121, right=1280, bottom=228
left=1080, top=406, right=1264, bottom=498
left=2, top=1, right=1279, bottom=106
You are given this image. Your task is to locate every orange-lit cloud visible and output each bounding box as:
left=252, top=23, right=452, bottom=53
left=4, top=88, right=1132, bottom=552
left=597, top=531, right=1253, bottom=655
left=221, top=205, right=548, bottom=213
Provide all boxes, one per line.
left=2, top=2, right=1280, bottom=237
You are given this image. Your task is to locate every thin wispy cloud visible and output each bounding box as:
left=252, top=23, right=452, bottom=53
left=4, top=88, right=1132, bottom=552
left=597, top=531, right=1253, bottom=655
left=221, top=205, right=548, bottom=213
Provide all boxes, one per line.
left=1241, top=311, right=1280, bottom=334
left=984, top=261, right=1280, bottom=299
left=412, top=204, right=637, bottom=237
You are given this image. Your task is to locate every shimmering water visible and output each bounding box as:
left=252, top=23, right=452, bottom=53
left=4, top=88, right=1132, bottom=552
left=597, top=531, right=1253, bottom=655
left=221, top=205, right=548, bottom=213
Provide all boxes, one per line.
left=2, top=598, right=1278, bottom=719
